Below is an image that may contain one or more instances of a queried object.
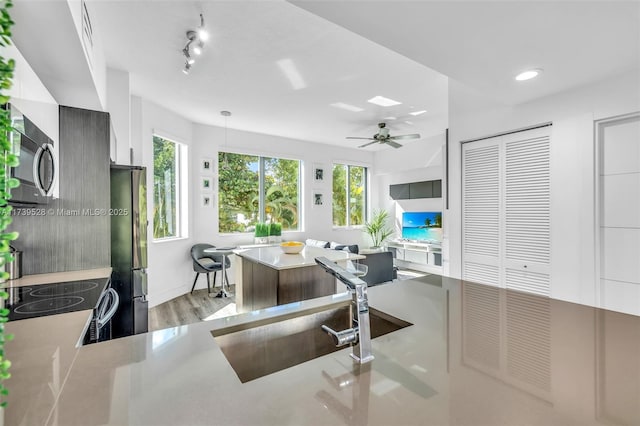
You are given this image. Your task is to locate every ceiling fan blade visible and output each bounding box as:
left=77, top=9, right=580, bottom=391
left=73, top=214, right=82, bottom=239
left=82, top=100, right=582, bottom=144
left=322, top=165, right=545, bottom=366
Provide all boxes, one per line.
left=390, top=133, right=421, bottom=141
left=358, top=140, right=379, bottom=148
left=346, top=137, right=375, bottom=140
left=385, top=140, right=403, bottom=149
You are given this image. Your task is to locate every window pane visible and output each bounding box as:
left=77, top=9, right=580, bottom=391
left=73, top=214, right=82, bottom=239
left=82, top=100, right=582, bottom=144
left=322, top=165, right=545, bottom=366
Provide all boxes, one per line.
left=264, top=157, right=300, bottom=230
left=332, top=164, right=347, bottom=226
left=218, top=152, right=260, bottom=233
left=349, top=166, right=366, bottom=225
left=153, top=136, right=177, bottom=239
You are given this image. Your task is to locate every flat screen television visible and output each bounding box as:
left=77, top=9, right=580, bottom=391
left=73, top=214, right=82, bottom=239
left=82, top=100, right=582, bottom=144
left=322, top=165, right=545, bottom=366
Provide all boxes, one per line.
left=401, top=211, right=442, bottom=243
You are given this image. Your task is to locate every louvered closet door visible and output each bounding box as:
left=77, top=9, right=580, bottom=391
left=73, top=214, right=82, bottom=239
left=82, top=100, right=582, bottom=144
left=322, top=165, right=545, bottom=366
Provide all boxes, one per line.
left=462, top=126, right=551, bottom=295
left=503, top=128, right=551, bottom=296
left=462, top=138, right=502, bottom=286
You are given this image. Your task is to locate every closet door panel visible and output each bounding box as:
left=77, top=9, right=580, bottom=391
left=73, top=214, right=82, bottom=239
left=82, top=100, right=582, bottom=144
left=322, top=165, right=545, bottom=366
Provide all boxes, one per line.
left=462, top=138, right=501, bottom=286
left=503, top=129, right=551, bottom=294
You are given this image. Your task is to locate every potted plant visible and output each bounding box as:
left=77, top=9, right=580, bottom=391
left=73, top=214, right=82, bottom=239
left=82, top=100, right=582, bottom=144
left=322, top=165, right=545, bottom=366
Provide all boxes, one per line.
left=0, top=0, right=17, bottom=412
left=363, top=209, right=393, bottom=249
left=268, top=222, right=282, bottom=243
left=254, top=222, right=269, bottom=244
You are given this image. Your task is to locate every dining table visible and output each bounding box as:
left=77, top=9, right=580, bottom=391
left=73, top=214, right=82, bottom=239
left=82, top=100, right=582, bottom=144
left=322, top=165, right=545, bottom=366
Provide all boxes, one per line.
left=203, top=246, right=237, bottom=298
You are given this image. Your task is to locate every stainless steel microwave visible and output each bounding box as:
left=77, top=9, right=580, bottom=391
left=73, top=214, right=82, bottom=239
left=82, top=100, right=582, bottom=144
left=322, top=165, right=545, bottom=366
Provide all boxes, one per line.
left=7, top=104, right=56, bottom=205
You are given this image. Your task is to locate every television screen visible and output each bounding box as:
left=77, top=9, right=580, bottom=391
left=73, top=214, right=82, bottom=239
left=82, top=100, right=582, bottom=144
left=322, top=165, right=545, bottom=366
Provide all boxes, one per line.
left=401, top=211, right=442, bottom=242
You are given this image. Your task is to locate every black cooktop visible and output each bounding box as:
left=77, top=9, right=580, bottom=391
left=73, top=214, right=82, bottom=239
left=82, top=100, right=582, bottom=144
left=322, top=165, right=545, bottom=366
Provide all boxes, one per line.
left=7, top=278, right=110, bottom=321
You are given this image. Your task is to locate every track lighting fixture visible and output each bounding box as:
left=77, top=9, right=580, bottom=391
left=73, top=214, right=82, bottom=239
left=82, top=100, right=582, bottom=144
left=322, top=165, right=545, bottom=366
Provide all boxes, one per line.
left=181, top=13, right=208, bottom=74
left=193, top=41, right=204, bottom=56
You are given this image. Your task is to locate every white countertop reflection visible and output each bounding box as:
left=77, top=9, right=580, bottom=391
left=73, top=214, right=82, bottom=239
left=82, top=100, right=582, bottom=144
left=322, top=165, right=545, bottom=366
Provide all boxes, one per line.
left=6, top=274, right=640, bottom=425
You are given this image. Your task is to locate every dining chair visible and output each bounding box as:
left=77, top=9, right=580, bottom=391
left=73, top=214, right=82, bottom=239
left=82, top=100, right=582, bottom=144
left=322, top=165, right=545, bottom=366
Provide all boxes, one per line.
left=190, top=243, right=230, bottom=294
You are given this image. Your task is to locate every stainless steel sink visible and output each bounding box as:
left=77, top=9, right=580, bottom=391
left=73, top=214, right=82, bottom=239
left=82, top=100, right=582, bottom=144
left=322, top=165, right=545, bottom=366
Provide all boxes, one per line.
left=211, top=301, right=412, bottom=383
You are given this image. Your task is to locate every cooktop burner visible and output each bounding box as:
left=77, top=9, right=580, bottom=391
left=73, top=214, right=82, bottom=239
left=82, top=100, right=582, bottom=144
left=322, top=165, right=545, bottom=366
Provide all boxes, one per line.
left=30, top=281, right=100, bottom=297
left=7, top=278, right=110, bottom=322
left=13, top=296, right=85, bottom=315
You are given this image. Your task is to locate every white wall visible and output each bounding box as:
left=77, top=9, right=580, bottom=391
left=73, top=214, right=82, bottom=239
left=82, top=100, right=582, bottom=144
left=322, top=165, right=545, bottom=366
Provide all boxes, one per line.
left=132, top=97, right=194, bottom=307
left=2, top=43, right=59, bottom=143
left=106, top=68, right=131, bottom=164
left=67, top=0, right=108, bottom=111
left=370, top=133, right=445, bottom=260
left=191, top=123, right=373, bottom=248
left=134, top=99, right=374, bottom=307
left=447, top=69, right=640, bottom=312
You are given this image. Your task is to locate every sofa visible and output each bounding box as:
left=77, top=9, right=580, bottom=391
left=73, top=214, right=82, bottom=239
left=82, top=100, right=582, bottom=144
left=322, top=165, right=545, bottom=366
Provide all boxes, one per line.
left=305, top=239, right=396, bottom=286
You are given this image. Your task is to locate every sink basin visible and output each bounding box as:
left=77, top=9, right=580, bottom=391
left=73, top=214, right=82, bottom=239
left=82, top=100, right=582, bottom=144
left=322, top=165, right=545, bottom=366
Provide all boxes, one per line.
left=211, top=301, right=412, bottom=383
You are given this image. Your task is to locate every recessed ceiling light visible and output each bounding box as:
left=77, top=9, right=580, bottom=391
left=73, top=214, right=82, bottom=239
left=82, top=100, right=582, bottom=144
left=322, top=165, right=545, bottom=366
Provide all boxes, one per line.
left=330, top=102, right=364, bottom=112
left=384, top=116, right=397, bottom=120
left=367, top=96, right=402, bottom=107
left=404, top=120, right=413, bottom=125
left=515, top=68, right=543, bottom=81
left=409, top=110, right=427, bottom=116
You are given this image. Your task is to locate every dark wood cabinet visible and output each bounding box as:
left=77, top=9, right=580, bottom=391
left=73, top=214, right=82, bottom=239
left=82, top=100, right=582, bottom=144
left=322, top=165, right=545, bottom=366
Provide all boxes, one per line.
left=238, top=257, right=335, bottom=312
left=8, top=106, right=111, bottom=274
left=390, top=179, right=442, bottom=200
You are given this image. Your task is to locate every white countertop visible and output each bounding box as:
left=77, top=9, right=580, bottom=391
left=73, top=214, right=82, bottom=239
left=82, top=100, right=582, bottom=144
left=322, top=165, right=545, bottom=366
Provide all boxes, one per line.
left=235, top=245, right=364, bottom=270
left=4, top=267, right=112, bottom=288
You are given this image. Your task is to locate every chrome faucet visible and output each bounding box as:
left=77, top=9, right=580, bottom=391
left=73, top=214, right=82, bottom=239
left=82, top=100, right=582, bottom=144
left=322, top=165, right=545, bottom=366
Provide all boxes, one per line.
left=315, top=257, right=374, bottom=364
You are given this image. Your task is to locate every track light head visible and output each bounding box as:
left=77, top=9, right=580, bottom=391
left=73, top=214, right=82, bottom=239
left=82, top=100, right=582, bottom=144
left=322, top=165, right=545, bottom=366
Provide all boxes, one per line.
left=182, top=47, right=195, bottom=65
left=181, top=14, right=208, bottom=72
left=197, top=13, right=209, bottom=41
left=193, top=41, right=204, bottom=55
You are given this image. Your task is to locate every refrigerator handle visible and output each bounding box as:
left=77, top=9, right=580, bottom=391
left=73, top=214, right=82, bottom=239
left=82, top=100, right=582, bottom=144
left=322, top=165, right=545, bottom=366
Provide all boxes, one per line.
left=141, top=271, right=148, bottom=297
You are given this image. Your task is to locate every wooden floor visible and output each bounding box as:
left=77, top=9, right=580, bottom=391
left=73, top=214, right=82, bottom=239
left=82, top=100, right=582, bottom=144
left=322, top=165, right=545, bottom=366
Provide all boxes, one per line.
left=149, top=269, right=428, bottom=332
left=149, top=285, right=237, bottom=332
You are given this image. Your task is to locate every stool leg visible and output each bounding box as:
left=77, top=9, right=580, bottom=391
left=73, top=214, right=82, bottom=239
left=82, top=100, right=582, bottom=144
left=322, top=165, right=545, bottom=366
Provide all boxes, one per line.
left=206, top=273, right=211, bottom=294
left=224, top=270, right=230, bottom=290
left=191, top=273, right=199, bottom=294
left=213, top=271, right=218, bottom=290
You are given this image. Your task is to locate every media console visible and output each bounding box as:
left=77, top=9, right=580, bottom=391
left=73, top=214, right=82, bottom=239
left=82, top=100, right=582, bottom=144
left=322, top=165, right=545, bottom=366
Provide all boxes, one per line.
left=386, top=240, right=442, bottom=269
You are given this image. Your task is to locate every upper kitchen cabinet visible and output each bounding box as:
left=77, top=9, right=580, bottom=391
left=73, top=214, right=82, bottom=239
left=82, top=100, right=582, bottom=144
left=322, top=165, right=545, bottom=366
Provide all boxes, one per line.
left=390, top=179, right=442, bottom=200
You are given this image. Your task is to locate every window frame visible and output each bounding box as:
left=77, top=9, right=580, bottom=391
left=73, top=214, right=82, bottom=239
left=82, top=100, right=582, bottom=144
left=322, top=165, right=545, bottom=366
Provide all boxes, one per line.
left=332, top=162, right=369, bottom=228
left=152, top=133, right=188, bottom=242
left=217, top=150, right=301, bottom=234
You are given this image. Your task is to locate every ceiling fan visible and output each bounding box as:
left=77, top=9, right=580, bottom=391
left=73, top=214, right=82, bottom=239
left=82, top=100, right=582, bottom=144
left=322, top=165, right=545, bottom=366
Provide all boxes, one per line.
left=346, top=123, right=421, bottom=149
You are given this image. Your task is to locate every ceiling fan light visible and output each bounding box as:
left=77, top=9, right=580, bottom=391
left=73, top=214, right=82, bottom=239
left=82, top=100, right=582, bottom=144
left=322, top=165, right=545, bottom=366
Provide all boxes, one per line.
left=193, top=43, right=203, bottom=55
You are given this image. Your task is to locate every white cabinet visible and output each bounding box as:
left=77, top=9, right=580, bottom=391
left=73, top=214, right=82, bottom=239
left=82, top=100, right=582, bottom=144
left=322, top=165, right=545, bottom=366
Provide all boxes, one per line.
left=387, top=241, right=442, bottom=269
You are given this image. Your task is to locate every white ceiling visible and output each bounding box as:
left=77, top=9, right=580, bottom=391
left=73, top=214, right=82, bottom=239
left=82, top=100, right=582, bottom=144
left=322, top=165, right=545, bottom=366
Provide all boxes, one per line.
left=292, top=1, right=640, bottom=106
left=9, top=1, right=640, bottom=151
left=89, top=0, right=448, bottom=150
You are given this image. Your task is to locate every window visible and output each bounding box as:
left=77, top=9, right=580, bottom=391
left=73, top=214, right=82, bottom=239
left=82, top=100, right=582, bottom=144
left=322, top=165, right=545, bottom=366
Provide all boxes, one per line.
left=218, top=152, right=300, bottom=233
left=333, top=163, right=367, bottom=227
left=153, top=135, right=184, bottom=239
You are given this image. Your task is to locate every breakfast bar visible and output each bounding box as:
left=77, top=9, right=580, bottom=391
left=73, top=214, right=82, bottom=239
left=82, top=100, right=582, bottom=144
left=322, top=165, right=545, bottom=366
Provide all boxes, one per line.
left=234, top=245, right=364, bottom=312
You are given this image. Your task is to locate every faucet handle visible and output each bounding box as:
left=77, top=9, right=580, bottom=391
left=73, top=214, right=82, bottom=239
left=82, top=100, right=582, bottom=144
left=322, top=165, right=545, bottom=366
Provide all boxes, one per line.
left=321, top=325, right=358, bottom=347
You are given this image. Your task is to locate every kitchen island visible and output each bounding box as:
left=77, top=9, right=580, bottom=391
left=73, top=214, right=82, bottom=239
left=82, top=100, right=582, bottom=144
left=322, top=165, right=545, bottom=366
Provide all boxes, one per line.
left=5, top=274, right=640, bottom=426
left=233, top=245, right=364, bottom=312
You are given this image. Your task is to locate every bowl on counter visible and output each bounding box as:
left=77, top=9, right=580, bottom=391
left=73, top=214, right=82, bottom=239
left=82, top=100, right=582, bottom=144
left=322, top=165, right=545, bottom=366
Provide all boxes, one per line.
left=280, top=241, right=305, bottom=254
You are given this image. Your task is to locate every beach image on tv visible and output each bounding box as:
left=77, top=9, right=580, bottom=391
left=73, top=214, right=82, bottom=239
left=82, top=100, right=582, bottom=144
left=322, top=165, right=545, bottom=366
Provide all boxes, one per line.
left=401, top=211, right=442, bottom=242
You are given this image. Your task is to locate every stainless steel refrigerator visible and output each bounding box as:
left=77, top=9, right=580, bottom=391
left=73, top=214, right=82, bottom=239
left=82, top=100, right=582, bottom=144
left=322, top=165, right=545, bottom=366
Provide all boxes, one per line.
left=110, top=165, right=149, bottom=338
